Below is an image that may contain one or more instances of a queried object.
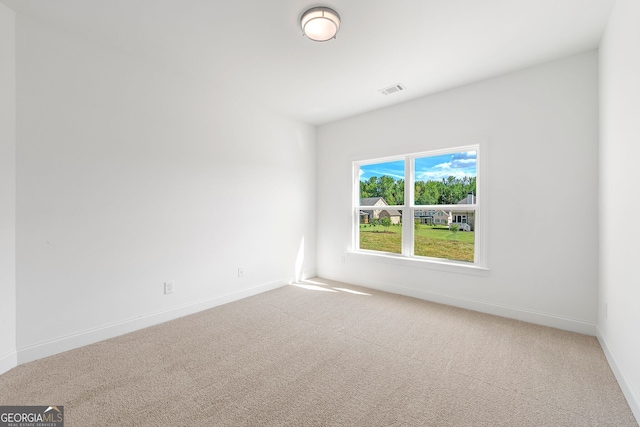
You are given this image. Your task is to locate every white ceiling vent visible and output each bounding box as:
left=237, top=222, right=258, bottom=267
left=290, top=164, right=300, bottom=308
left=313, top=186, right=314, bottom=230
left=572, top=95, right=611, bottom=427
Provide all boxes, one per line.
left=379, top=83, right=405, bottom=95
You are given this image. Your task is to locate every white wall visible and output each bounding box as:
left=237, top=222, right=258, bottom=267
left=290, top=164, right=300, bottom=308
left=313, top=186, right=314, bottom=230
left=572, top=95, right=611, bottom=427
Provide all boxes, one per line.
left=14, top=14, right=316, bottom=364
left=598, top=0, right=640, bottom=420
left=0, top=2, right=17, bottom=374
left=317, top=51, right=599, bottom=335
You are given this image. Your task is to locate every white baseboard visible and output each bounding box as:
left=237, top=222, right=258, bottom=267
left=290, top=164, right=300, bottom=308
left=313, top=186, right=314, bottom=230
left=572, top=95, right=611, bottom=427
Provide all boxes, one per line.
left=17, top=279, right=287, bottom=365
left=317, top=270, right=597, bottom=336
left=0, top=350, right=17, bottom=375
left=597, top=328, right=640, bottom=424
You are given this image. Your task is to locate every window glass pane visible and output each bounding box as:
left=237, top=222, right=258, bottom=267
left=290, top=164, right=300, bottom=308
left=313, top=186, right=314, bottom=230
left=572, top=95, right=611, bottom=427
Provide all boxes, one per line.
left=414, top=151, right=477, bottom=205
left=414, top=210, right=475, bottom=262
left=359, top=160, right=405, bottom=205
left=359, top=209, right=402, bottom=254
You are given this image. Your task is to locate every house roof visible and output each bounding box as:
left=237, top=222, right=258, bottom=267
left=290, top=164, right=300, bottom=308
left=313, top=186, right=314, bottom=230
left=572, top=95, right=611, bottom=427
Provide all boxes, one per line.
left=457, top=194, right=475, bottom=204
left=383, top=209, right=402, bottom=217
left=360, top=198, right=401, bottom=217
left=360, top=197, right=387, bottom=206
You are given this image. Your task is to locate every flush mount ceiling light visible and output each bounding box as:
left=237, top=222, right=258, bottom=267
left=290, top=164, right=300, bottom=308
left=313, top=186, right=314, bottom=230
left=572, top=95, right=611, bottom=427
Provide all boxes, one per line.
left=301, top=7, right=341, bottom=42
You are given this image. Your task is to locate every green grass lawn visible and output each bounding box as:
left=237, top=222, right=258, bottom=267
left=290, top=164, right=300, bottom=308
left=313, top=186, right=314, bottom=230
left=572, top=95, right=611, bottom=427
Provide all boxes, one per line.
left=359, top=224, right=474, bottom=262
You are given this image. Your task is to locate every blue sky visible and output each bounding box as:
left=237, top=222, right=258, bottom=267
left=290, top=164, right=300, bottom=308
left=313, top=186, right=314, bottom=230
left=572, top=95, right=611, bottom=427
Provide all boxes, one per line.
left=359, top=160, right=405, bottom=181
left=359, top=151, right=477, bottom=182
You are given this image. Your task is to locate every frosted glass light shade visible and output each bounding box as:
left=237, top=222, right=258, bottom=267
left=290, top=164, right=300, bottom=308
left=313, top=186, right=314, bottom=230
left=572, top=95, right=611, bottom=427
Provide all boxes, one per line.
left=301, top=7, right=341, bottom=42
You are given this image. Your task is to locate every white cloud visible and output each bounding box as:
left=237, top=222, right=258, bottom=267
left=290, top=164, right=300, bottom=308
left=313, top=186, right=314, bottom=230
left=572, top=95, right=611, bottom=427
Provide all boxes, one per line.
left=434, top=162, right=452, bottom=170
left=417, top=170, right=473, bottom=181
left=454, top=158, right=476, bottom=165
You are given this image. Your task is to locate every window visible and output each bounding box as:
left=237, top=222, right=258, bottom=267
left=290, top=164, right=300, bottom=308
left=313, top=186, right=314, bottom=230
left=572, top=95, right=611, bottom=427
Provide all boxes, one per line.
left=354, top=144, right=485, bottom=269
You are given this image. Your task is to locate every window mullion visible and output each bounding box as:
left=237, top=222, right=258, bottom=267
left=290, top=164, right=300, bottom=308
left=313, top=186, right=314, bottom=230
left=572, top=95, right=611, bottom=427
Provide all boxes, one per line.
left=402, top=156, right=414, bottom=256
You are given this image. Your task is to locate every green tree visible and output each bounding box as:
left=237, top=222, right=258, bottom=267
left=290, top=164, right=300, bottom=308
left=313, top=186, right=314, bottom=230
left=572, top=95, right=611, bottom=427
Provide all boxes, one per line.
left=393, top=179, right=405, bottom=205
left=379, top=176, right=397, bottom=205
left=360, top=176, right=378, bottom=198
left=414, top=181, right=425, bottom=204
left=364, top=174, right=475, bottom=206
left=423, top=180, right=440, bottom=205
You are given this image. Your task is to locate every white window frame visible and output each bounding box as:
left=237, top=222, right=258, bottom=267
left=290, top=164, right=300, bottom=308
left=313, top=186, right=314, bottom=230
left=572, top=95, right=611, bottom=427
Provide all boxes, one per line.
left=351, top=143, right=488, bottom=275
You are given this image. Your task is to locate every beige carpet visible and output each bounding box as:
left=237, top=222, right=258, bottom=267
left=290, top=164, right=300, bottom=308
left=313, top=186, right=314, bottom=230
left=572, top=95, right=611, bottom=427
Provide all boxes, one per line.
left=0, top=277, right=636, bottom=426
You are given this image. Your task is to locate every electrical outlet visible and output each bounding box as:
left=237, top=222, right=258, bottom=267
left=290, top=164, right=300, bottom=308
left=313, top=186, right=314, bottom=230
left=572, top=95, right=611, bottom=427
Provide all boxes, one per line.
left=164, top=281, right=174, bottom=294
left=238, top=267, right=244, bottom=278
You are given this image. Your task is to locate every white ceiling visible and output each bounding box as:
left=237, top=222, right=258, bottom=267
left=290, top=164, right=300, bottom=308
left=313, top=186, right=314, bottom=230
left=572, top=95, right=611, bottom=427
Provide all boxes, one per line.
left=1, top=0, right=615, bottom=125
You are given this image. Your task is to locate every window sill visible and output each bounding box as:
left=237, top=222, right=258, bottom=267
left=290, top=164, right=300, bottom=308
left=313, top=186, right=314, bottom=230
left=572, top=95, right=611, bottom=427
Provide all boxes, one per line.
left=346, top=251, right=490, bottom=277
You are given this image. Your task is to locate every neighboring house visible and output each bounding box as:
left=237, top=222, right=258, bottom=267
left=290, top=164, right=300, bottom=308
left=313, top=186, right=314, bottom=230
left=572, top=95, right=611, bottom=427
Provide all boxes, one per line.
left=432, top=210, right=452, bottom=226
left=414, top=192, right=475, bottom=231
left=415, top=209, right=451, bottom=226
left=360, top=197, right=401, bottom=224
left=453, top=192, right=475, bottom=231
left=361, top=194, right=474, bottom=229
left=414, top=209, right=434, bottom=224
